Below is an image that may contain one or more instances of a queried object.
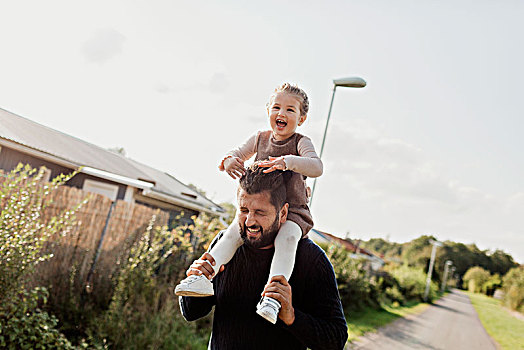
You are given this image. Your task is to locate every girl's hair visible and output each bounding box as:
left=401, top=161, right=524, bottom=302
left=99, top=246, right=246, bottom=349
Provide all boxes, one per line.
left=267, top=83, right=309, bottom=116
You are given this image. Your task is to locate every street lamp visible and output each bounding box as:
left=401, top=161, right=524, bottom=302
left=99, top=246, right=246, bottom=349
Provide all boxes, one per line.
left=441, top=260, right=453, bottom=293
left=424, top=239, right=443, bottom=301
left=309, top=76, right=366, bottom=207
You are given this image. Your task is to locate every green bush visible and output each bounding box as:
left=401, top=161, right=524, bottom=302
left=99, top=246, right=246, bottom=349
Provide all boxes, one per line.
left=326, top=244, right=380, bottom=311
left=388, top=265, right=437, bottom=302
left=463, top=266, right=491, bottom=293
left=0, top=164, right=78, bottom=301
left=87, top=213, right=220, bottom=349
left=375, top=271, right=406, bottom=305
left=482, top=273, right=501, bottom=296
left=502, top=266, right=524, bottom=312
left=383, top=285, right=406, bottom=305
left=0, top=164, right=79, bottom=349
left=0, top=287, right=74, bottom=350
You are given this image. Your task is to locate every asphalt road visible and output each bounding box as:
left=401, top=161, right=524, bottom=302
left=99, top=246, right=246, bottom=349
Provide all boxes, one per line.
left=348, top=289, right=498, bottom=350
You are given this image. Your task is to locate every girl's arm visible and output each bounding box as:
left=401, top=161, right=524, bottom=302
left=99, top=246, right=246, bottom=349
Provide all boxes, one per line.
left=218, top=132, right=258, bottom=169
left=218, top=132, right=259, bottom=178
left=261, top=136, right=323, bottom=178
left=283, top=136, right=323, bottom=178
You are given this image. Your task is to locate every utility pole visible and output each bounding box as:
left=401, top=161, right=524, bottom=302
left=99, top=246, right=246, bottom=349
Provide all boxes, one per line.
left=424, top=239, right=443, bottom=301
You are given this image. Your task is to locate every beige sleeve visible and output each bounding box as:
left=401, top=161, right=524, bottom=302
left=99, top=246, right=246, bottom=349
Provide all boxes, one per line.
left=219, top=132, right=259, bottom=170
left=283, top=136, right=323, bottom=178
left=227, top=132, right=258, bottom=160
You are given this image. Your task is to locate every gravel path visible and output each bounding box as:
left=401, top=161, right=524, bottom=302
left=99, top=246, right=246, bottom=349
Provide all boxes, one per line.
left=347, top=289, right=498, bottom=350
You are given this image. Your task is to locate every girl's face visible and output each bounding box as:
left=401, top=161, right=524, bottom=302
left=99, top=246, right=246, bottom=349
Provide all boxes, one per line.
left=267, top=92, right=307, bottom=141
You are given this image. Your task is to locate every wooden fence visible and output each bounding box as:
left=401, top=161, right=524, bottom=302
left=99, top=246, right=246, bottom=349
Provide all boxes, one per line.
left=33, top=185, right=169, bottom=303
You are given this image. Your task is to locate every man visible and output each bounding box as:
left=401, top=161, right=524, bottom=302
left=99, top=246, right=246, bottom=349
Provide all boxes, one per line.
left=179, top=164, right=348, bottom=349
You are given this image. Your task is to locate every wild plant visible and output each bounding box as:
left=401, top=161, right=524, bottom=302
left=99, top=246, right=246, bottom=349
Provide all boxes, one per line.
left=0, top=164, right=81, bottom=349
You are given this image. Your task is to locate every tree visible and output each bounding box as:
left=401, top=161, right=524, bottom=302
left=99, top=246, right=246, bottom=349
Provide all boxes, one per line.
left=502, top=266, right=524, bottom=311
left=401, top=235, right=436, bottom=268
left=360, top=235, right=519, bottom=291
left=361, top=238, right=402, bottom=258
left=463, top=266, right=491, bottom=293
left=487, top=249, right=518, bottom=276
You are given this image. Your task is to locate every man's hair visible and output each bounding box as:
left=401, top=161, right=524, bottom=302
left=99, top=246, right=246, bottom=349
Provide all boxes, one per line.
left=266, top=82, right=309, bottom=116
left=239, top=163, right=287, bottom=210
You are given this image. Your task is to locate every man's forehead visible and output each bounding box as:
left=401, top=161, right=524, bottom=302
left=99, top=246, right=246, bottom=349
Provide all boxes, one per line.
left=237, top=189, right=274, bottom=209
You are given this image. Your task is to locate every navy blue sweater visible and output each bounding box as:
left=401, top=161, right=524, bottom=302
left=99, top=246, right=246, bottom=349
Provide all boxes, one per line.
left=179, top=237, right=348, bottom=349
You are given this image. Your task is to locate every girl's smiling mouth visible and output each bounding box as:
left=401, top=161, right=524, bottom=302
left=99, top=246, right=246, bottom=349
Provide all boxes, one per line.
left=276, top=119, right=287, bottom=129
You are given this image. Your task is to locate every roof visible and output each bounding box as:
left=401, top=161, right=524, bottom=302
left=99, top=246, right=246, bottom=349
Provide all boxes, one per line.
left=0, top=107, right=224, bottom=215
left=310, top=229, right=383, bottom=260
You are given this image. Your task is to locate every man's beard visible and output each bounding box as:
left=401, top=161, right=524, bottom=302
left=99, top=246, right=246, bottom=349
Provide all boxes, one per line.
left=239, top=215, right=280, bottom=249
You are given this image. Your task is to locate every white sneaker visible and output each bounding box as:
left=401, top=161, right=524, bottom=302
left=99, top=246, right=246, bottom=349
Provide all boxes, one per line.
left=256, top=296, right=281, bottom=324
left=174, top=274, right=214, bottom=297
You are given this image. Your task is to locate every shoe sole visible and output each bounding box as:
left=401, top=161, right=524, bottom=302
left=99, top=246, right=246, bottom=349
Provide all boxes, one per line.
left=256, top=308, right=277, bottom=324
left=175, top=287, right=214, bottom=297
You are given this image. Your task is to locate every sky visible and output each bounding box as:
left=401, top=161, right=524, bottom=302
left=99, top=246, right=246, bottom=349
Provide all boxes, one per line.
left=1, top=0, right=523, bottom=263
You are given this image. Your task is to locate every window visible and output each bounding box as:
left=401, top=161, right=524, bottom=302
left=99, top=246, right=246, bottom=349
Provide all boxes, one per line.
left=83, top=179, right=119, bottom=201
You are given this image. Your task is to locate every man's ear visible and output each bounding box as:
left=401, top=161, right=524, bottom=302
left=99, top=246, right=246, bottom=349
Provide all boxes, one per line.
left=298, top=114, right=307, bottom=126
left=279, top=203, right=289, bottom=224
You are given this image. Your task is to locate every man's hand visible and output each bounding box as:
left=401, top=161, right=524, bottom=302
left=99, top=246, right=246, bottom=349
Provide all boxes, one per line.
left=223, top=157, right=246, bottom=179
left=262, top=275, right=295, bottom=325
left=186, top=252, right=224, bottom=279
left=258, top=156, right=286, bottom=173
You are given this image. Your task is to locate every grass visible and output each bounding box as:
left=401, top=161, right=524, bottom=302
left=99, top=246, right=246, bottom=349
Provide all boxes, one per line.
left=466, top=291, right=524, bottom=350
left=345, top=300, right=430, bottom=342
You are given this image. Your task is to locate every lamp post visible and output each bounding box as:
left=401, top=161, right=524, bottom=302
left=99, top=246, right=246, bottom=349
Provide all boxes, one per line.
left=309, top=77, right=366, bottom=207
left=441, top=260, right=453, bottom=293
left=424, top=239, right=443, bottom=301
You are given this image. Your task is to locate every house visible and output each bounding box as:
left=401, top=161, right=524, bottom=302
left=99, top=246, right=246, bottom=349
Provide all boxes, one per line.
left=0, top=107, right=225, bottom=225
left=310, top=228, right=385, bottom=270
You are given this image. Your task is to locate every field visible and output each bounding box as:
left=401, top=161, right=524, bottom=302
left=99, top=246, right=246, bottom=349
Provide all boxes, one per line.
left=467, top=291, right=524, bottom=350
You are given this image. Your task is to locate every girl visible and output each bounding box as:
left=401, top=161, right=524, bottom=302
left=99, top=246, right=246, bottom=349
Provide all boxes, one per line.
left=175, top=83, right=322, bottom=324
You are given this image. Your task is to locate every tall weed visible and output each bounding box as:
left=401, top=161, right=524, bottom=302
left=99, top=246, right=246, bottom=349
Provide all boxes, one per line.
left=87, top=213, right=221, bottom=349
left=0, top=164, right=80, bottom=349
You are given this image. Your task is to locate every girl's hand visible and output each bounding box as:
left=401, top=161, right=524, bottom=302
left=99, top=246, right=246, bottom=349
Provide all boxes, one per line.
left=224, top=157, right=246, bottom=179
left=258, top=156, right=286, bottom=173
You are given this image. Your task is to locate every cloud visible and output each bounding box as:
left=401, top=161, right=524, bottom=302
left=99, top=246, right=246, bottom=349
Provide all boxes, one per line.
left=324, top=118, right=458, bottom=204
left=313, top=117, right=524, bottom=262
left=82, top=28, right=126, bottom=64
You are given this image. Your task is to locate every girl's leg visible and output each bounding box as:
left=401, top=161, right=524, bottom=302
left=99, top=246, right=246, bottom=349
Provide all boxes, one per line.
left=207, top=217, right=244, bottom=275
left=268, top=220, right=302, bottom=281
left=257, top=220, right=301, bottom=324
left=174, top=218, right=243, bottom=297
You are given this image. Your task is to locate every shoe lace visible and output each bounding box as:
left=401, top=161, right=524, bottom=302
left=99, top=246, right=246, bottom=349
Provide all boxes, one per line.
left=260, top=297, right=281, bottom=310
left=182, top=274, right=203, bottom=284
